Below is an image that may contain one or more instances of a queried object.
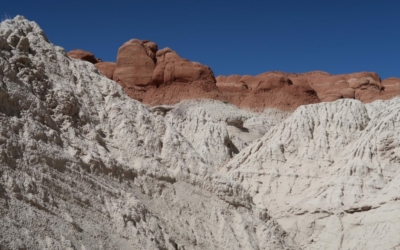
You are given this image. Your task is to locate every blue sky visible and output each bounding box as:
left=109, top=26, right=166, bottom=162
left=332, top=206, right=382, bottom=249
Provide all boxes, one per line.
left=2, top=0, right=399, bottom=79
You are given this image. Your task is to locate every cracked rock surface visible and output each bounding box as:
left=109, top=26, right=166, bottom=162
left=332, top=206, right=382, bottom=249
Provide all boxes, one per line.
left=1, top=16, right=400, bottom=250
left=0, top=16, right=294, bottom=250
left=220, top=98, right=400, bottom=249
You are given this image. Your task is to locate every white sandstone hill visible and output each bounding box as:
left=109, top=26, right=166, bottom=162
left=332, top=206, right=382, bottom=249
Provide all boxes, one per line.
left=0, top=17, right=294, bottom=249
left=161, top=97, right=400, bottom=249
left=220, top=98, right=400, bottom=249
left=1, top=16, right=400, bottom=250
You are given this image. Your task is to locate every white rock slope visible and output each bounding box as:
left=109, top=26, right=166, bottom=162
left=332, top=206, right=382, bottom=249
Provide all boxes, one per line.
left=220, top=98, right=400, bottom=249
left=2, top=15, right=400, bottom=250
left=153, top=100, right=288, bottom=167
left=0, top=17, right=295, bottom=249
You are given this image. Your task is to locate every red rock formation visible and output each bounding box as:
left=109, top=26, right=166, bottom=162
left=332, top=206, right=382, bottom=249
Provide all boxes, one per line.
left=67, top=49, right=99, bottom=64
left=66, top=43, right=219, bottom=105
left=67, top=44, right=320, bottom=110
left=215, top=75, right=246, bottom=91
left=304, top=72, right=383, bottom=102
left=122, top=47, right=219, bottom=104
left=381, top=77, right=400, bottom=100
left=95, top=62, right=116, bottom=80
left=152, top=48, right=216, bottom=86
left=216, top=72, right=320, bottom=110
left=66, top=44, right=400, bottom=110
left=113, top=39, right=158, bottom=88
left=274, top=71, right=332, bottom=87
left=217, top=71, right=328, bottom=91
left=217, top=71, right=389, bottom=103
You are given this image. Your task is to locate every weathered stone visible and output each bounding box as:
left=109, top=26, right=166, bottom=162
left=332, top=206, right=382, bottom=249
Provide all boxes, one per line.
left=67, top=49, right=98, bottom=64
left=95, top=62, right=116, bottom=79
left=113, top=39, right=157, bottom=87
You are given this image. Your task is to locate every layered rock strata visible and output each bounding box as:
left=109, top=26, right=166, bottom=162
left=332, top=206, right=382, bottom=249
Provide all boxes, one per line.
left=94, top=62, right=117, bottom=80
left=68, top=48, right=400, bottom=110
left=217, top=71, right=398, bottom=103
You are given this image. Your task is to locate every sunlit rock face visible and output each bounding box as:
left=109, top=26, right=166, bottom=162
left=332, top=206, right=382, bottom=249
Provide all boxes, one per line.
left=69, top=47, right=399, bottom=111
left=95, top=61, right=116, bottom=79
left=0, top=16, right=294, bottom=250
left=217, top=70, right=395, bottom=104
left=67, top=49, right=99, bottom=64
left=5, top=15, right=400, bottom=250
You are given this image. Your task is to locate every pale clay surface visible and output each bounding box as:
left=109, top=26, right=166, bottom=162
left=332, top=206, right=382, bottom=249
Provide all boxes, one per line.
left=0, top=17, right=293, bottom=250
left=1, top=16, right=400, bottom=250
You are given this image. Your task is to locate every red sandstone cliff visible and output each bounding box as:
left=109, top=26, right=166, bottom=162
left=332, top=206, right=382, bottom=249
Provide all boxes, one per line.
left=67, top=44, right=399, bottom=110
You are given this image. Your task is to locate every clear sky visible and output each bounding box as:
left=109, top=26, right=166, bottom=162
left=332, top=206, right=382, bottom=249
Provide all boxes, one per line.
left=2, top=0, right=399, bottom=79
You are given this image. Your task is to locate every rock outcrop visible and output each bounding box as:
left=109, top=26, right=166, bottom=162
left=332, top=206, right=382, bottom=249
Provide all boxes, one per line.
left=114, top=44, right=219, bottom=105
left=217, top=71, right=393, bottom=104
left=67, top=49, right=116, bottom=80
left=381, top=77, right=400, bottom=99
left=69, top=46, right=400, bottom=110
left=216, top=72, right=320, bottom=110
left=305, top=72, right=383, bottom=102
left=113, top=39, right=158, bottom=87
left=95, top=62, right=116, bottom=79
left=0, top=16, right=297, bottom=250
left=218, top=97, right=400, bottom=249
left=67, top=49, right=99, bottom=64
left=68, top=43, right=320, bottom=110
left=216, top=72, right=293, bottom=92
left=67, top=46, right=399, bottom=110
left=70, top=39, right=219, bottom=105
left=152, top=48, right=216, bottom=86
left=3, top=16, right=400, bottom=250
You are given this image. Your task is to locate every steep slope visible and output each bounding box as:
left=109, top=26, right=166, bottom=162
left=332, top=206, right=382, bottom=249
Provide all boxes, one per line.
left=155, top=100, right=289, bottom=167
left=0, top=16, right=295, bottom=250
left=220, top=98, right=400, bottom=249
left=8, top=14, right=400, bottom=250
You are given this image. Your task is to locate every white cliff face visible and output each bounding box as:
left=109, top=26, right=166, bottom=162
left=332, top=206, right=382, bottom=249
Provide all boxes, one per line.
left=0, top=17, right=294, bottom=250
left=2, top=16, right=400, bottom=250
left=220, top=98, right=400, bottom=249
left=155, top=100, right=286, bottom=167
